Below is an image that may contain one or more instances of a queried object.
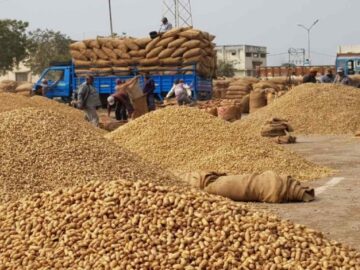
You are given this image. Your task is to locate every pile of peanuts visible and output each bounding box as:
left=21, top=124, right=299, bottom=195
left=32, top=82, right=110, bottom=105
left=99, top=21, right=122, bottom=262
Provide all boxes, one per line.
left=0, top=179, right=359, bottom=269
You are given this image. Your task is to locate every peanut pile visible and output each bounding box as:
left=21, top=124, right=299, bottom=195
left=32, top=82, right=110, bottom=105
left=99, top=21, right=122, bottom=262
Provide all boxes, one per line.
left=0, top=107, right=179, bottom=203
left=106, top=107, right=331, bottom=181
left=237, top=84, right=360, bottom=135
left=0, top=179, right=359, bottom=269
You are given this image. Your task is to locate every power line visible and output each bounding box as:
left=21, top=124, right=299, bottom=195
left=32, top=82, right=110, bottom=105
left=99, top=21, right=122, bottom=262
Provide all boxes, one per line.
left=267, top=52, right=288, bottom=57
left=311, top=51, right=336, bottom=58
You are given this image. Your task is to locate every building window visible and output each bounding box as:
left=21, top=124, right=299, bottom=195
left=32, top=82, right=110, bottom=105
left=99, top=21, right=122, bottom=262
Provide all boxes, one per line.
left=15, top=72, right=29, bottom=82
left=231, top=51, right=237, bottom=56
left=260, top=53, right=266, bottom=58
left=245, top=52, right=252, bottom=57
left=253, top=53, right=259, bottom=58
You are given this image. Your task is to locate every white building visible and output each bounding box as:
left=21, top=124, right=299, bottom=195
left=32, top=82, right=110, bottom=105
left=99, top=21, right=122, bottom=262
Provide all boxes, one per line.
left=0, top=62, right=39, bottom=83
left=215, top=45, right=267, bottom=77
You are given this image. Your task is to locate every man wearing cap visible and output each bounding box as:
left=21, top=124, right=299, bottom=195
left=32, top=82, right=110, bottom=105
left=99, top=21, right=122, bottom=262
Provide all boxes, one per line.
left=320, top=69, right=335, bottom=84
left=334, top=67, right=352, bottom=85
left=107, top=80, right=134, bottom=120
left=159, top=17, right=173, bottom=34
left=77, top=75, right=101, bottom=127
left=303, top=68, right=318, bottom=84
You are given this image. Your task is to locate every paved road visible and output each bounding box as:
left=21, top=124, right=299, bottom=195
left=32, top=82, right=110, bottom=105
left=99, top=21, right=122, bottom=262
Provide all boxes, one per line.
left=265, top=135, right=360, bottom=250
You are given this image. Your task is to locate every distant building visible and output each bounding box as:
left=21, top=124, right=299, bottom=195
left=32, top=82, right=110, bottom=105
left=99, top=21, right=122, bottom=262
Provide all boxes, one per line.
left=0, top=62, right=38, bottom=82
left=215, top=45, right=267, bottom=77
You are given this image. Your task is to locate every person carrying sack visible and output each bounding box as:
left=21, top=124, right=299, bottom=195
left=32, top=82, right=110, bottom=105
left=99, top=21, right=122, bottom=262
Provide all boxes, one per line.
left=165, top=79, right=192, bottom=106
left=76, top=75, right=101, bottom=127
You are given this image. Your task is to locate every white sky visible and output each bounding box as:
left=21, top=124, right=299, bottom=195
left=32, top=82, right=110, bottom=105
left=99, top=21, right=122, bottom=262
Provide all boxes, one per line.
left=1, top=0, right=359, bottom=65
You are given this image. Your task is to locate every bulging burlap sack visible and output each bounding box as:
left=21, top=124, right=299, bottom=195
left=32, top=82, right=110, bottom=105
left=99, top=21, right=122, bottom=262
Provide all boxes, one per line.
left=124, top=39, right=139, bottom=51
left=156, top=37, right=176, bottom=48
left=70, top=41, right=86, bottom=51
left=90, top=67, right=113, bottom=75
left=168, top=37, right=188, bottom=48
left=15, top=83, right=33, bottom=94
left=160, top=57, right=182, bottom=66
left=113, top=49, right=125, bottom=58
left=129, top=50, right=146, bottom=58
left=120, top=52, right=131, bottom=59
left=145, top=36, right=160, bottom=53
left=179, top=29, right=202, bottom=39
left=183, top=55, right=203, bottom=65
left=241, top=95, right=250, bottom=114
left=171, top=47, right=188, bottom=58
left=94, top=60, right=112, bottom=68
left=74, top=60, right=92, bottom=68
left=83, top=49, right=98, bottom=61
left=249, top=89, right=267, bottom=113
left=177, top=171, right=226, bottom=189
left=102, top=47, right=118, bottom=60
left=135, top=37, right=152, bottom=48
left=93, top=48, right=109, bottom=60
left=98, top=38, right=113, bottom=49
left=112, top=59, right=130, bottom=67
left=158, top=47, right=176, bottom=59
left=181, top=40, right=202, bottom=49
left=162, top=27, right=183, bottom=38
left=0, top=80, right=18, bottom=93
left=204, top=171, right=315, bottom=203
left=183, top=48, right=205, bottom=59
left=83, top=39, right=100, bottom=49
left=70, top=50, right=88, bottom=61
left=140, top=58, right=160, bottom=66
left=273, top=135, right=297, bottom=144
left=147, top=46, right=164, bottom=58
left=217, top=106, right=241, bottom=122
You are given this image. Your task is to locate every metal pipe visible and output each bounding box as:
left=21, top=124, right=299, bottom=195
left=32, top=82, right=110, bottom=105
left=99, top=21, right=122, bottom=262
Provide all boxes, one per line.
left=108, top=0, right=114, bottom=36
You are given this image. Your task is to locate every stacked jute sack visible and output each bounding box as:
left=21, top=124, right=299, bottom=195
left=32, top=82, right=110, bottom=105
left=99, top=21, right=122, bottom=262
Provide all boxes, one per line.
left=197, top=99, right=241, bottom=122
left=70, top=27, right=217, bottom=78
left=213, top=78, right=230, bottom=98
left=0, top=80, right=33, bottom=96
left=261, top=117, right=297, bottom=144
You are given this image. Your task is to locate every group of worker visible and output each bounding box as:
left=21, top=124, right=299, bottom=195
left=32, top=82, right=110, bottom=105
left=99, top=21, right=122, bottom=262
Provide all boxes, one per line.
left=303, top=67, right=351, bottom=85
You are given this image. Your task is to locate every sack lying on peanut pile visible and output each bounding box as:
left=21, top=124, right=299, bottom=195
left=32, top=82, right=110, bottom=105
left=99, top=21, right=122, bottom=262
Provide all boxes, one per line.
left=0, top=107, right=178, bottom=203
left=179, top=170, right=314, bottom=203
left=70, top=27, right=217, bottom=78
left=236, top=84, right=360, bottom=135
left=106, top=106, right=331, bottom=181
left=0, top=179, right=359, bottom=269
left=261, top=118, right=296, bottom=144
left=0, top=80, right=18, bottom=93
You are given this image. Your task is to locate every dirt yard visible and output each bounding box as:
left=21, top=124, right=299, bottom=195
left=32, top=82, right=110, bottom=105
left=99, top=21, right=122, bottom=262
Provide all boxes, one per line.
left=264, top=135, right=360, bottom=250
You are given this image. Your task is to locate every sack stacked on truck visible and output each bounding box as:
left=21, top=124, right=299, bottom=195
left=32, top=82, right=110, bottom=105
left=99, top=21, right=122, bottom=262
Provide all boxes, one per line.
left=69, top=28, right=217, bottom=78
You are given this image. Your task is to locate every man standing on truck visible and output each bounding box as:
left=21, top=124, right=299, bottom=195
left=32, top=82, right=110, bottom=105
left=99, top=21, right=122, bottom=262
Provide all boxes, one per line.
left=143, top=74, right=156, bottom=111
left=107, top=80, right=134, bottom=120
left=334, top=67, right=352, bottom=85
left=159, top=17, right=173, bottom=34
left=302, top=68, right=318, bottom=84
left=77, top=75, right=101, bottom=127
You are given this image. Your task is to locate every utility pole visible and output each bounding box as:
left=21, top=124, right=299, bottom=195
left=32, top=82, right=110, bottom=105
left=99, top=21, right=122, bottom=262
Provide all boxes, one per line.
left=297, top=19, right=319, bottom=65
left=163, top=0, right=193, bottom=27
left=108, top=0, right=114, bottom=36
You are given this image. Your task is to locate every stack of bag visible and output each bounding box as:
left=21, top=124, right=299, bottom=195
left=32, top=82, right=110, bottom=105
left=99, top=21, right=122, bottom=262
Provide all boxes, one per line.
left=261, top=117, right=296, bottom=144
left=213, top=79, right=230, bottom=99
left=69, top=27, right=217, bottom=78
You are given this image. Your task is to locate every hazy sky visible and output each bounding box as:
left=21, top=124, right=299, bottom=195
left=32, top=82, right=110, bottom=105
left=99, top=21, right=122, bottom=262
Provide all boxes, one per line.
left=1, top=0, right=359, bottom=65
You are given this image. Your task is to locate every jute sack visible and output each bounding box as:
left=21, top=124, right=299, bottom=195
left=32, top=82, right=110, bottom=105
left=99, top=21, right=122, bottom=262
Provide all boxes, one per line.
left=204, top=171, right=315, bottom=203
left=113, top=49, right=126, bottom=58
left=181, top=40, right=202, bottom=49
left=171, top=47, right=188, bottom=58
left=120, top=52, right=131, bottom=59
left=74, top=60, right=92, bottom=68
left=93, top=48, right=109, bottom=60
left=183, top=48, right=205, bottom=59
left=135, top=37, right=152, bottom=48
left=111, top=39, right=125, bottom=49
left=102, top=47, right=118, bottom=60
left=0, top=80, right=18, bottom=92
left=140, top=58, right=160, bottom=66
left=98, top=38, right=113, bottom=49
left=129, top=49, right=147, bottom=58
left=261, top=124, right=288, bottom=137
left=70, top=41, right=86, bottom=51
left=249, top=89, right=267, bottom=113
left=156, top=37, right=176, bottom=48
left=217, top=106, right=241, bottom=122
left=158, top=47, right=176, bottom=59
left=241, top=95, right=250, bottom=114
left=83, top=49, right=98, bottom=61
left=265, top=117, right=294, bottom=132
left=118, top=76, right=144, bottom=100
left=147, top=46, right=164, bottom=58
left=124, top=39, right=139, bottom=51
left=168, top=37, right=188, bottom=48
left=90, top=67, right=113, bottom=75
left=177, top=171, right=226, bottom=189
left=70, top=50, right=88, bottom=61
left=160, top=57, right=182, bottom=66
left=183, top=55, right=203, bottom=65
left=267, top=92, right=276, bottom=104
left=128, top=58, right=142, bottom=66
left=112, top=59, right=130, bottom=67
left=15, top=83, right=33, bottom=93
left=179, top=29, right=202, bottom=39
left=253, top=81, right=279, bottom=91
left=94, top=60, right=112, bottom=68
left=145, top=36, right=160, bottom=53
left=83, top=39, right=100, bottom=49
left=204, top=47, right=215, bottom=56
left=162, top=27, right=183, bottom=38
left=273, top=135, right=297, bottom=144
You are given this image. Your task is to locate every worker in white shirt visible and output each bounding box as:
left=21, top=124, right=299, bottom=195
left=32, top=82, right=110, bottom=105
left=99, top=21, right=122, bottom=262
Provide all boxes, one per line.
left=159, top=17, right=173, bottom=34
left=165, top=79, right=192, bottom=105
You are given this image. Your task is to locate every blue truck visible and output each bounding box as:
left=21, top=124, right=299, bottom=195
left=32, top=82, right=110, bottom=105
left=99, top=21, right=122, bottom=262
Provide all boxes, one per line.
left=335, top=45, right=360, bottom=75
left=34, top=62, right=213, bottom=105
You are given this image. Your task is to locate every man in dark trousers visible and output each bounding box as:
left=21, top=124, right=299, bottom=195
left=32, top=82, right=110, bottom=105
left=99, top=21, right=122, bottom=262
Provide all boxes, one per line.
left=143, top=74, right=156, bottom=111
left=303, top=68, right=318, bottom=84
left=107, top=80, right=134, bottom=120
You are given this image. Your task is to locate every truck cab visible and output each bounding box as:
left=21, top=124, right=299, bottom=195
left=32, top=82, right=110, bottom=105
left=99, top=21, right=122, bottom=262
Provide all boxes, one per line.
left=335, top=55, right=360, bottom=76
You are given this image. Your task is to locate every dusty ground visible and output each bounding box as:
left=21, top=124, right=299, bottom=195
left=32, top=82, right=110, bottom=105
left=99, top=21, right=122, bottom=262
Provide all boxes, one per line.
left=263, top=135, right=360, bottom=250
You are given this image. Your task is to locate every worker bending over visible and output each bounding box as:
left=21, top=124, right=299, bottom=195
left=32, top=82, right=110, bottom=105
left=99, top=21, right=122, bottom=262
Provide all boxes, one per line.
left=77, top=75, right=101, bottom=127
left=107, top=80, right=134, bottom=120
left=320, top=68, right=335, bottom=83
left=334, top=67, right=352, bottom=85
left=303, top=68, right=318, bottom=84
left=166, top=79, right=192, bottom=105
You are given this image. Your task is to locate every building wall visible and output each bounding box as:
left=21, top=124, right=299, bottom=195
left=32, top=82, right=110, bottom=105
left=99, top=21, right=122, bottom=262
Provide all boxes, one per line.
left=216, top=45, right=267, bottom=77
left=0, top=62, right=39, bottom=83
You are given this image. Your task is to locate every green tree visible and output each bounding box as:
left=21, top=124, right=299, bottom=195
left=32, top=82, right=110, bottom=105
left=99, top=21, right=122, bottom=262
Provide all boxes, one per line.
left=26, top=29, right=72, bottom=74
left=0, top=19, right=29, bottom=74
left=216, top=60, right=235, bottom=77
